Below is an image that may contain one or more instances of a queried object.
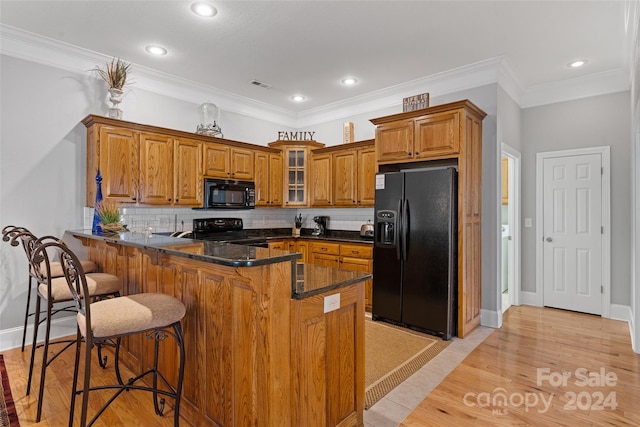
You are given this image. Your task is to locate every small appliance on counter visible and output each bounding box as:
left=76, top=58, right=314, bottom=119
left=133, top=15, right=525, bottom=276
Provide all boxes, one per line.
left=360, top=220, right=374, bottom=239
left=312, top=216, right=329, bottom=236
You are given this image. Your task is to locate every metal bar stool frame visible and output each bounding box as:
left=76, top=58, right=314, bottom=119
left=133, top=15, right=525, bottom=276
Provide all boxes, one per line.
left=15, top=231, right=120, bottom=422
left=33, top=240, right=186, bottom=427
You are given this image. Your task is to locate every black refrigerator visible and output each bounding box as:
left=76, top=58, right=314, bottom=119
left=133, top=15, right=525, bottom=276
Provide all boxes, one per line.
left=372, top=167, right=457, bottom=340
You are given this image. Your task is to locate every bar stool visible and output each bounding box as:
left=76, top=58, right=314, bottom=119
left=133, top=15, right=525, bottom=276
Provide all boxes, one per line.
left=2, top=225, right=98, bottom=351
left=33, top=239, right=186, bottom=427
left=9, top=230, right=121, bottom=422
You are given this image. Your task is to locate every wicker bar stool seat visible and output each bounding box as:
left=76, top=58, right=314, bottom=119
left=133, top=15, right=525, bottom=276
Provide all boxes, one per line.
left=32, top=240, right=186, bottom=427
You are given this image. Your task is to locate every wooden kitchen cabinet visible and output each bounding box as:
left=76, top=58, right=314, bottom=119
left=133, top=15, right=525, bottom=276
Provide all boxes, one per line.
left=173, top=137, right=203, bottom=206
left=255, top=149, right=283, bottom=207
left=269, top=140, right=325, bottom=207
left=371, top=99, right=486, bottom=338
left=84, top=117, right=203, bottom=207
left=310, top=139, right=376, bottom=208
left=203, top=141, right=254, bottom=180
left=375, top=110, right=460, bottom=163
left=139, top=132, right=174, bottom=205
left=357, top=143, right=376, bottom=206
left=309, top=241, right=340, bottom=268
left=339, top=243, right=373, bottom=311
left=310, top=152, right=332, bottom=206
left=88, top=125, right=139, bottom=204
left=332, top=149, right=357, bottom=206
left=290, top=282, right=364, bottom=427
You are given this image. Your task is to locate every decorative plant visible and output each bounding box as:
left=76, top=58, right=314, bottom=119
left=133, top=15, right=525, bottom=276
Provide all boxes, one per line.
left=95, top=199, right=126, bottom=233
left=91, top=57, right=131, bottom=90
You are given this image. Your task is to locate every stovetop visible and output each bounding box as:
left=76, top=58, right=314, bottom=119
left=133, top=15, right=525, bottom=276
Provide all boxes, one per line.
left=192, top=218, right=256, bottom=243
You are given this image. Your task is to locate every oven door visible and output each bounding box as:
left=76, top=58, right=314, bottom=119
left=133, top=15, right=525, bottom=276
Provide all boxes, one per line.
left=204, top=179, right=255, bottom=209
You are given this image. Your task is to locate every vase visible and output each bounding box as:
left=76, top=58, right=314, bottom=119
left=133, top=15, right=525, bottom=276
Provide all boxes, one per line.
left=108, top=88, right=124, bottom=119
left=92, top=169, right=103, bottom=233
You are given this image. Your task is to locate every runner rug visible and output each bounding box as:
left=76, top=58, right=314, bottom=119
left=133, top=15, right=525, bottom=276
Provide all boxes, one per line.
left=0, top=355, right=19, bottom=427
left=365, top=319, right=449, bottom=409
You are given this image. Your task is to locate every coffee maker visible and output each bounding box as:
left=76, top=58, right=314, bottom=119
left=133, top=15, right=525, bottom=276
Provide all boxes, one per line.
left=312, top=216, right=329, bottom=236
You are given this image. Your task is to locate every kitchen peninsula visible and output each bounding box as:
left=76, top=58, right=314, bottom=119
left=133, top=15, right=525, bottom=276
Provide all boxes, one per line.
left=66, top=230, right=369, bottom=427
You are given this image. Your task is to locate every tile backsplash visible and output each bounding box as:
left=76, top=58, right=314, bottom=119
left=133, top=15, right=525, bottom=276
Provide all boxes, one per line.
left=84, top=207, right=375, bottom=233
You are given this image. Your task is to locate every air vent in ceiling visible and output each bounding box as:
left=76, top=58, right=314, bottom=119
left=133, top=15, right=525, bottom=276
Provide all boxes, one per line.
left=249, top=79, right=272, bottom=89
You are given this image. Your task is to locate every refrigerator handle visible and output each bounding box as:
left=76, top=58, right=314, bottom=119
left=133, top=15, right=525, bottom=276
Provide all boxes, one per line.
left=396, top=199, right=402, bottom=260
left=402, top=199, right=409, bottom=261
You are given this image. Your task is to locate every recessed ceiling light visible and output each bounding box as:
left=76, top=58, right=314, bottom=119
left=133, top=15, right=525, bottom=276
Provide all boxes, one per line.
left=568, top=59, right=587, bottom=68
left=191, top=2, right=217, bottom=17
left=291, top=95, right=306, bottom=102
left=145, top=45, right=167, bottom=55
left=341, top=77, right=358, bottom=86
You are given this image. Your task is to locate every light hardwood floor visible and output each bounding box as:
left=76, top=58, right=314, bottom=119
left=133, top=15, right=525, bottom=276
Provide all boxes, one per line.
left=402, top=305, right=640, bottom=426
left=3, top=305, right=639, bottom=426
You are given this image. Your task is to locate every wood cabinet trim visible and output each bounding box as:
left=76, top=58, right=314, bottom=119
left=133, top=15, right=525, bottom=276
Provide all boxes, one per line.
left=369, top=99, right=487, bottom=125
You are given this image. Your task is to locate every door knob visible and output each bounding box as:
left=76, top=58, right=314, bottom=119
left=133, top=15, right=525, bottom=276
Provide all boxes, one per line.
left=546, top=237, right=553, bottom=242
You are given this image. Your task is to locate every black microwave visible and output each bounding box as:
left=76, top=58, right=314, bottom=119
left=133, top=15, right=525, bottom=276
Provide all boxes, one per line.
left=204, top=178, right=255, bottom=209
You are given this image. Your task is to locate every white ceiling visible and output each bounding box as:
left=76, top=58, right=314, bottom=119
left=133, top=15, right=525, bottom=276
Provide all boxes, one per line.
left=0, top=1, right=634, bottom=115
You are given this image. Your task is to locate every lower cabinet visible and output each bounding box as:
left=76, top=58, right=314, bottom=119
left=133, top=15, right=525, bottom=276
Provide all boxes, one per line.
left=291, top=281, right=364, bottom=427
left=339, top=244, right=373, bottom=312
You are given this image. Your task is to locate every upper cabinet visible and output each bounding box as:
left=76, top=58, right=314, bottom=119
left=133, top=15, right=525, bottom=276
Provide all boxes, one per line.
left=84, top=116, right=205, bottom=208
left=309, top=139, right=376, bottom=208
left=203, top=141, right=254, bottom=180
left=268, top=140, right=325, bottom=207
left=254, top=148, right=283, bottom=207
left=374, top=108, right=461, bottom=163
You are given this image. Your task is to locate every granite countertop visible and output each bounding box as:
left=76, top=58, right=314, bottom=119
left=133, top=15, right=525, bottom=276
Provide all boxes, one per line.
left=66, top=229, right=371, bottom=299
left=244, top=228, right=374, bottom=244
left=67, top=229, right=300, bottom=267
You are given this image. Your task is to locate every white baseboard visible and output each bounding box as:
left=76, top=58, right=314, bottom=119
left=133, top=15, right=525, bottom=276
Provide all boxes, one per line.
left=0, top=316, right=77, bottom=352
left=480, top=308, right=501, bottom=329
left=608, top=304, right=631, bottom=322
left=520, top=291, right=541, bottom=306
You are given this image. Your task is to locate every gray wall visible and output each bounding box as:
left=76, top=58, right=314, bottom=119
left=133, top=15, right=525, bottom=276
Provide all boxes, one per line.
left=521, top=92, right=631, bottom=305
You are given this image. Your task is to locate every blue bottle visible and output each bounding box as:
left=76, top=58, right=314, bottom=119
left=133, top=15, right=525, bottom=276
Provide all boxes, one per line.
left=92, top=169, right=103, bottom=233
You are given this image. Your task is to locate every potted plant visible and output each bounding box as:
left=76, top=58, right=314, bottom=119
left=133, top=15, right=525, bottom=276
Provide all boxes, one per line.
left=95, top=199, right=127, bottom=234
left=91, top=57, right=131, bottom=119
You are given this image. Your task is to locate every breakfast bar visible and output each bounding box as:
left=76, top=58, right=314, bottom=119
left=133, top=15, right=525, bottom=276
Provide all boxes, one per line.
left=66, top=230, right=370, bottom=427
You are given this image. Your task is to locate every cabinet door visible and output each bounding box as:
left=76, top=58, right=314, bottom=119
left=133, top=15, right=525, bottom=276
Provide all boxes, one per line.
left=357, top=145, right=376, bottom=206
left=203, top=142, right=230, bottom=178
left=98, top=126, right=139, bottom=203
left=310, top=153, right=332, bottom=207
left=268, top=240, right=285, bottom=250
left=284, top=148, right=309, bottom=207
left=254, top=151, right=270, bottom=207
left=414, top=110, right=460, bottom=159
left=174, top=138, right=203, bottom=206
left=139, top=132, right=173, bottom=205
left=269, top=153, right=283, bottom=206
left=230, top=147, right=255, bottom=180
left=375, top=119, right=413, bottom=163
left=296, top=240, right=308, bottom=263
left=310, top=252, right=340, bottom=268
left=340, top=256, right=373, bottom=310
left=332, top=150, right=357, bottom=206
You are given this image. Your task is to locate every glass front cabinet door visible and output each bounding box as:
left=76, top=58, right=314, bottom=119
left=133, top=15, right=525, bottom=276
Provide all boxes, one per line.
left=268, top=140, right=325, bottom=207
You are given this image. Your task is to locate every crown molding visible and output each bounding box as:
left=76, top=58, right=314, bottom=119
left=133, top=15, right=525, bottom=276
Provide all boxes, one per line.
left=296, top=57, right=504, bottom=128
left=0, top=24, right=298, bottom=127
left=520, top=68, right=630, bottom=108
left=1, top=23, right=631, bottom=126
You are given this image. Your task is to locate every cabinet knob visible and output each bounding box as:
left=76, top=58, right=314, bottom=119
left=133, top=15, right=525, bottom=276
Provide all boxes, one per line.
left=407, top=152, right=412, bottom=156
left=415, top=151, right=420, bottom=155
left=132, top=196, right=136, bottom=201
left=176, top=198, right=179, bottom=202
left=168, top=198, right=172, bottom=201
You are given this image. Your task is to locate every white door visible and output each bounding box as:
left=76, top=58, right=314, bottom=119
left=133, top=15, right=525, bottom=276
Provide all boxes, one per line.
left=542, top=153, right=602, bottom=315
